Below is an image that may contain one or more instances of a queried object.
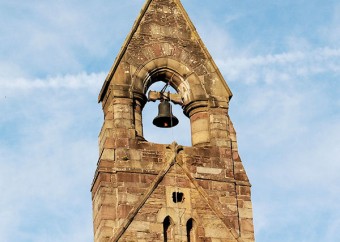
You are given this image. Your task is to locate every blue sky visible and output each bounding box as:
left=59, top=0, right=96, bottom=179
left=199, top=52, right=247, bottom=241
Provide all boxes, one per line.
left=0, top=0, right=339, bottom=241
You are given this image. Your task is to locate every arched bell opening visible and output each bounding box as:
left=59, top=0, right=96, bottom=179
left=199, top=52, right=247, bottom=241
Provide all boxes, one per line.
left=142, top=80, right=191, bottom=146
left=132, top=60, right=214, bottom=147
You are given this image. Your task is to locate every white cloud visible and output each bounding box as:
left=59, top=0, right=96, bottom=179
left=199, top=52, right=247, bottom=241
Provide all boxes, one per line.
left=0, top=74, right=102, bottom=242
left=217, top=47, right=340, bottom=84
left=0, top=72, right=104, bottom=90
left=0, top=0, right=145, bottom=78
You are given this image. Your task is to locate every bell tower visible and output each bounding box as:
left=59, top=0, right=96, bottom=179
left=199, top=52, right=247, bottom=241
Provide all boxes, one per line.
left=91, top=0, right=255, bottom=241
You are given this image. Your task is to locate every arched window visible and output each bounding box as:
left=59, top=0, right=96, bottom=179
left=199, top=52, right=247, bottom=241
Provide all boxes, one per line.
left=186, top=218, right=196, bottom=242
left=163, top=216, right=174, bottom=242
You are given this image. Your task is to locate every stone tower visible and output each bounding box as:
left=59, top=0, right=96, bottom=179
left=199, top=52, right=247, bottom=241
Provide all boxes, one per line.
left=91, top=0, right=255, bottom=241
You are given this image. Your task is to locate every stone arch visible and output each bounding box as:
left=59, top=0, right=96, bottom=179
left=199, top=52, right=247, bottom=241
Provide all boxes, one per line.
left=132, top=58, right=211, bottom=146
left=132, top=57, right=209, bottom=107
left=131, top=57, right=231, bottom=146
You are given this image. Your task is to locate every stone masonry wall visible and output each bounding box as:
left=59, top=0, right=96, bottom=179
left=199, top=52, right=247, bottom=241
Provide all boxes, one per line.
left=92, top=135, right=254, bottom=241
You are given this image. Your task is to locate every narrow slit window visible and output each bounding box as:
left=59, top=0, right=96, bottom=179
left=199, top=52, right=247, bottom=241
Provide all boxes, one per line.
left=186, top=218, right=196, bottom=242
left=163, top=216, right=174, bottom=242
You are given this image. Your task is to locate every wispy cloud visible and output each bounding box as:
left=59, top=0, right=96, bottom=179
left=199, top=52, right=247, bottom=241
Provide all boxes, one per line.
left=0, top=83, right=101, bottom=242
left=0, top=1, right=144, bottom=78
left=223, top=46, right=340, bottom=241
left=218, top=47, right=340, bottom=84
left=0, top=72, right=105, bottom=90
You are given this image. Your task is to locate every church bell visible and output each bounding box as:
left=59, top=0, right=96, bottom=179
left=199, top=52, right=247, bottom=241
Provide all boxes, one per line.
left=153, top=100, right=179, bottom=128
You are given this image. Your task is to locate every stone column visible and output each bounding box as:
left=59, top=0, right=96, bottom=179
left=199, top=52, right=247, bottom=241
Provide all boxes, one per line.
left=184, top=101, right=210, bottom=147
left=133, top=92, right=147, bottom=139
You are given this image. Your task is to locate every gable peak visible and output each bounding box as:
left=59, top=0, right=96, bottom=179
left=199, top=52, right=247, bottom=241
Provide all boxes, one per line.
left=99, top=0, right=232, bottom=103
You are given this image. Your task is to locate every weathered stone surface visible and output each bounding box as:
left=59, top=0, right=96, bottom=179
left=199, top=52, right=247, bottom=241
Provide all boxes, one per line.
left=91, top=0, right=255, bottom=241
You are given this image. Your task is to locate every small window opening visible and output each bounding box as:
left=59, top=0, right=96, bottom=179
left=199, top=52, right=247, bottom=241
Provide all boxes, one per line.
left=163, top=216, right=174, bottom=242
left=186, top=218, right=195, bottom=242
left=172, top=192, right=184, bottom=203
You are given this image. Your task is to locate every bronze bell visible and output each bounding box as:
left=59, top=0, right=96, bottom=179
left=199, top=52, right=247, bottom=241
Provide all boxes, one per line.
left=153, top=100, right=179, bottom=128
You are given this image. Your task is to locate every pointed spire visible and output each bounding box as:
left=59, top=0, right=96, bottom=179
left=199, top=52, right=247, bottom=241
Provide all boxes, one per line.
left=99, top=0, right=232, bottom=103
